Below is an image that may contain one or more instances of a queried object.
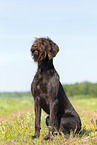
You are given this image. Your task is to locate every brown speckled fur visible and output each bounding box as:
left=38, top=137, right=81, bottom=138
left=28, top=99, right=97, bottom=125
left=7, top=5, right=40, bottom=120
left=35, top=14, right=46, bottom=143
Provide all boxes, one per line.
left=30, top=37, right=81, bottom=140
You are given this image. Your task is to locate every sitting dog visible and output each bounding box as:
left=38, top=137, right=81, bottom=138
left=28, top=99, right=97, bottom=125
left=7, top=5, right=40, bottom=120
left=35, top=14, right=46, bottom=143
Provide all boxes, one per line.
left=30, top=37, right=81, bottom=139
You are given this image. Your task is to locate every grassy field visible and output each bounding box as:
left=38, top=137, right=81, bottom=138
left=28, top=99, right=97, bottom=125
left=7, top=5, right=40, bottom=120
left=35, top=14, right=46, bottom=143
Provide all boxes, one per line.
left=0, top=93, right=97, bottom=144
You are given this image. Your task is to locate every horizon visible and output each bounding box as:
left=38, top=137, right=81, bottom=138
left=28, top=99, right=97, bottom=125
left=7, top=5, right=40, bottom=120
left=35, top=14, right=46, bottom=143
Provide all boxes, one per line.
left=0, top=81, right=96, bottom=93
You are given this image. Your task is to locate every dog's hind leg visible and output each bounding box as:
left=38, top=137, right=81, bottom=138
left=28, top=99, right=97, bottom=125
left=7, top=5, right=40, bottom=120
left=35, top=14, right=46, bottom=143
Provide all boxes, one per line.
left=60, top=116, right=81, bottom=135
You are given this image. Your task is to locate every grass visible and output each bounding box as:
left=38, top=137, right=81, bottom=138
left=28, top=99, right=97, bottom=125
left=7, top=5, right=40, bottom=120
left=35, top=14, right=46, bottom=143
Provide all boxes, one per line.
left=0, top=93, right=97, bottom=144
left=0, top=92, right=33, bottom=116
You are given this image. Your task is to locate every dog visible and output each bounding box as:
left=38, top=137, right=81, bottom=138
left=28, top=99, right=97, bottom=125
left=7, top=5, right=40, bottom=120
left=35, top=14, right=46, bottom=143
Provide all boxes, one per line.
left=30, top=37, right=81, bottom=140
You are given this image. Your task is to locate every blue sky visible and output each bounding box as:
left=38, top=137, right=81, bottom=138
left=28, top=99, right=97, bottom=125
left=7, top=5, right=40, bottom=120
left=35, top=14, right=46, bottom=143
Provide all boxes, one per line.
left=0, top=0, right=97, bottom=92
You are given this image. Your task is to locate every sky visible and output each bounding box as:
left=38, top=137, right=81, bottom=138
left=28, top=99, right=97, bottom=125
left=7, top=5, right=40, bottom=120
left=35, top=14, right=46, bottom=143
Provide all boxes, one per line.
left=0, top=0, right=97, bottom=92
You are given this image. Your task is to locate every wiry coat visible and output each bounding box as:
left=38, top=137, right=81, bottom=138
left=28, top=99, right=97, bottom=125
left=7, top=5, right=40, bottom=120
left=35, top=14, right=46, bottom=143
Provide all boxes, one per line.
left=30, top=38, right=81, bottom=139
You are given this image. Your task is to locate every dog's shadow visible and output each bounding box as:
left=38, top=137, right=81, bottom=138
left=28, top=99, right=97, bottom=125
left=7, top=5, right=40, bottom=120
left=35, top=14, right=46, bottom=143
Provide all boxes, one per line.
left=79, top=127, right=97, bottom=137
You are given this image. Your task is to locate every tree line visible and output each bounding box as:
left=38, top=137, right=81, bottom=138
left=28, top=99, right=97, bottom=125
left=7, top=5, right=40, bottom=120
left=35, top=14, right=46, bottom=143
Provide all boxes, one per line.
left=0, top=82, right=97, bottom=98
left=63, top=82, right=97, bottom=97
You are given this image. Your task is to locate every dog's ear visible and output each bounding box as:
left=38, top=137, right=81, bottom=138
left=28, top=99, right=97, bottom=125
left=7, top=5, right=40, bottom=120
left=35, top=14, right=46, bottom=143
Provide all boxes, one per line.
left=47, top=39, right=59, bottom=59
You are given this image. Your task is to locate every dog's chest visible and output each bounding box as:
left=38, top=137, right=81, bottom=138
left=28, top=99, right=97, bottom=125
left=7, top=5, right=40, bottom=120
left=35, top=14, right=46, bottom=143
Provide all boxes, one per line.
left=31, top=69, right=59, bottom=113
left=32, top=71, right=51, bottom=111
left=32, top=71, right=51, bottom=97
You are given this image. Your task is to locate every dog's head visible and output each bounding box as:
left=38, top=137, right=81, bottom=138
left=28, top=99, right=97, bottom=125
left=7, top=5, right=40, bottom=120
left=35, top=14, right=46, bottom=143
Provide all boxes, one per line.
left=30, top=37, right=59, bottom=62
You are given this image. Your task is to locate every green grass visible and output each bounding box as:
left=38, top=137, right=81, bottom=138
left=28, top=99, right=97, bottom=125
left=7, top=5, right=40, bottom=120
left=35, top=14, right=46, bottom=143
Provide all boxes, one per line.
left=0, top=97, right=33, bottom=116
left=0, top=93, right=97, bottom=144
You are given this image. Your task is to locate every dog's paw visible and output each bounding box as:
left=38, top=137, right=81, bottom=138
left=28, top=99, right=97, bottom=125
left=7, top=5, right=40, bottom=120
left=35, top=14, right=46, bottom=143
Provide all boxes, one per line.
left=44, top=135, right=53, bottom=141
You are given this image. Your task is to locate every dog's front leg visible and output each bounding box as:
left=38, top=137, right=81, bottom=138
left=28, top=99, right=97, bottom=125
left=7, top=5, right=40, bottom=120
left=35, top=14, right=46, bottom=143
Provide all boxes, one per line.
left=32, top=97, right=41, bottom=139
left=45, top=99, right=58, bottom=140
